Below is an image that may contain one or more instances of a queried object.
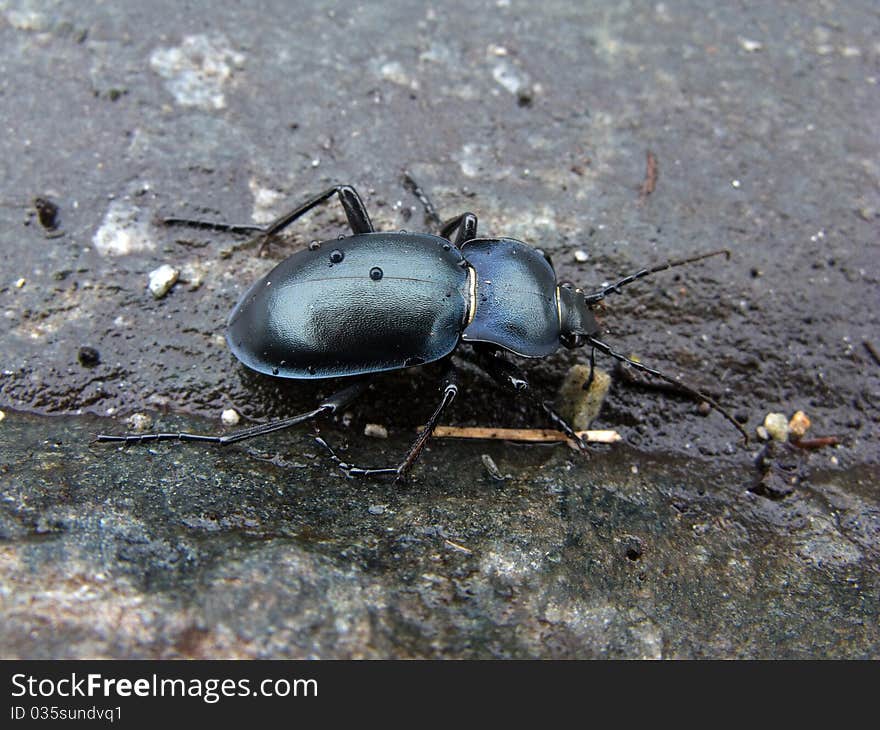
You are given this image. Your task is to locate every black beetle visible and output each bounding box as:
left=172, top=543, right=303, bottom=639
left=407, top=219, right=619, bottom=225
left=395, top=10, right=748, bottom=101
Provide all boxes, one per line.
left=98, top=183, right=747, bottom=478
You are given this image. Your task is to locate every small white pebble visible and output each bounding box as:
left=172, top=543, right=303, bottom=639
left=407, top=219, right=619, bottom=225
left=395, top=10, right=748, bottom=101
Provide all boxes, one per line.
left=756, top=425, right=770, bottom=441
left=630, top=464, right=639, bottom=474
left=0, top=409, right=6, bottom=423
left=830, top=455, right=839, bottom=466
left=14, top=278, right=26, bottom=288
left=574, top=249, right=589, bottom=263
left=731, top=179, right=741, bottom=188
left=364, top=423, right=388, bottom=438
left=221, top=408, right=240, bottom=426
left=739, top=38, right=763, bottom=52
left=126, top=413, right=153, bottom=432
left=148, top=264, right=179, bottom=299
left=763, top=412, right=790, bottom=442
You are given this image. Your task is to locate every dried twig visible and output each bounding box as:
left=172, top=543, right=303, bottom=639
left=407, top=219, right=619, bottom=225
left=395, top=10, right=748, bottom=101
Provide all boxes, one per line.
left=791, top=436, right=840, bottom=450
left=429, top=425, right=621, bottom=447
left=639, top=150, right=659, bottom=201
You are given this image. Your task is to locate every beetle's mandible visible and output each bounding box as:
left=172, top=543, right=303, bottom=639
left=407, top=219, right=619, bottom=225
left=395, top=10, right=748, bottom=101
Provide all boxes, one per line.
left=97, top=183, right=748, bottom=479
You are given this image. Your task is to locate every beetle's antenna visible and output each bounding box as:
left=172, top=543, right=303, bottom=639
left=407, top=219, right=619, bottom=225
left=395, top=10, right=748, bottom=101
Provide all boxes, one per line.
left=583, top=249, right=730, bottom=305
left=586, top=336, right=749, bottom=444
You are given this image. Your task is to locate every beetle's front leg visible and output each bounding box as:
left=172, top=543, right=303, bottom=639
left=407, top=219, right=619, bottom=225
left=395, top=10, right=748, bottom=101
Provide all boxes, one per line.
left=470, top=347, right=589, bottom=454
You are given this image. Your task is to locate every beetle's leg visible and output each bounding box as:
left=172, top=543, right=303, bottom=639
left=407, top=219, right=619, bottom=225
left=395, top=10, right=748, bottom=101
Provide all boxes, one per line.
left=586, top=336, right=749, bottom=444
left=261, top=185, right=374, bottom=237
left=401, top=170, right=442, bottom=228
left=314, top=438, right=399, bottom=478
left=582, top=249, right=730, bottom=305
left=472, top=348, right=588, bottom=453
left=439, top=213, right=478, bottom=247
left=162, top=184, right=374, bottom=239
left=393, top=363, right=459, bottom=482
left=316, top=362, right=459, bottom=481
left=95, top=378, right=371, bottom=446
left=583, top=347, right=597, bottom=391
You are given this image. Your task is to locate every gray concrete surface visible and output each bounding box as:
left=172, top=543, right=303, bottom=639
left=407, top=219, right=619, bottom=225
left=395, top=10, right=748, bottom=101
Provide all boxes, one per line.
left=0, top=0, right=877, bottom=657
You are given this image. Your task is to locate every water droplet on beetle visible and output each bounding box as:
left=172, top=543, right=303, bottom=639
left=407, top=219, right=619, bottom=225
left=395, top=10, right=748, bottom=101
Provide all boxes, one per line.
left=309, top=241, right=321, bottom=250
left=272, top=367, right=279, bottom=375
left=330, top=249, right=344, bottom=263
left=307, top=365, right=316, bottom=375
left=443, top=244, right=451, bottom=251
left=369, top=266, right=383, bottom=281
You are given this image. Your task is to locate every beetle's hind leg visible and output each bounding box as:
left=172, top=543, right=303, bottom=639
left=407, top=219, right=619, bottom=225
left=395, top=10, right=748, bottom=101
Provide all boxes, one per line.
left=162, top=184, right=374, bottom=254
left=95, top=378, right=372, bottom=447
left=317, top=362, right=459, bottom=482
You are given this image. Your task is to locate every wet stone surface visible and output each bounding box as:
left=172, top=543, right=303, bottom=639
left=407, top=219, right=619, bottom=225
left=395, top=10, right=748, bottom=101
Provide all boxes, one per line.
left=1, top=411, right=877, bottom=659
left=1, top=1, right=878, bottom=657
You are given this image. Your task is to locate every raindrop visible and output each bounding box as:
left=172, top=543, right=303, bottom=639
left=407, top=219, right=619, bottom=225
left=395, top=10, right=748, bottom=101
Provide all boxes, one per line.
left=309, top=241, right=321, bottom=250
left=369, top=266, right=383, bottom=281
left=307, top=365, right=316, bottom=375
left=443, top=244, right=451, bottom=251
left=330, top=249, right=344, bottom=263
left=272, top=367, right=279, bottom=375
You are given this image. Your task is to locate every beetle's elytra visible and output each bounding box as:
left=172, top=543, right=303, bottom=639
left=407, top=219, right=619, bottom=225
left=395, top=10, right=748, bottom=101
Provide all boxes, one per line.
left=98, top=183, right=747, bottom=480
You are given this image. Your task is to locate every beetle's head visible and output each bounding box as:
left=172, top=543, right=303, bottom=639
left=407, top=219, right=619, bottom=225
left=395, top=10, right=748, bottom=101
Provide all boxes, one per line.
left=558, top=283, right=600, bottom=349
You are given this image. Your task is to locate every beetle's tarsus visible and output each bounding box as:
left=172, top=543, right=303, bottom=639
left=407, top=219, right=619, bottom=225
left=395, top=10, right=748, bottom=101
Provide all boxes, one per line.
left=402, top=170, right=442, bottom=228
left=314, top=437, right=400, bottom=479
